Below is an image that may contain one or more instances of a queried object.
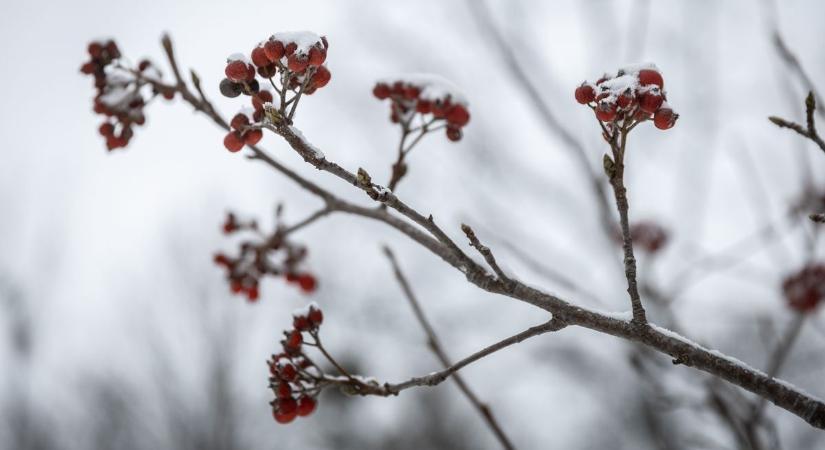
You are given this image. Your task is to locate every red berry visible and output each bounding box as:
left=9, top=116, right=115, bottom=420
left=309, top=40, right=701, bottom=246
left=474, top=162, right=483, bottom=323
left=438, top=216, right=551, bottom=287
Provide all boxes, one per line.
left=446, top=105, right=470, bottom=127
left=280, top=363, right=297, bottom=381
left=88, top=42, right=103, bottom=58
left=416, top=100, right=432, bottom=113
left=308, top=307, right=323, bottom=326
left=225, top=60, right=253, bottom=82
left=298, top=275, right=316, bottom=293
left=638, top=69, right=664, bottom=88
left=293, top=315, right=311, bottom=331
left=575, top=84, right=596, bottom=104
left=403, top=86, right=420, bottom=100
left=277, top=382, right=292, bottom=399
left=638, top=92, right=663, bottom=114
left=653, top=107, right=678, bottom=130
left=230, top=280, right=243, bottom=294
left=213, top=253, right=231, bottom=267
left=307, top=46, right=326, bottom=67
left=273, top=409, right=297, bottom=424
left=373, top=83, right=391, bottom=99
left=310, top=66, right=331, bottom=89
left=297, top=396, right=317, bottom=416
left=279, top=397, right=298, bottom=415
left=223, top=131, right=244, bottom=152
left=264, top=40, right=285, bottom=62
left=285, top=330, right=303, bottom=352
left=230, top=113, right=249, bottom=131
left=446, top=126, right=462, bottom=142
left=287, top=54, right=309, bottom=73
left=244, top=129, right=263, bottom=145
left=595, top=102, right=617, bottom=122
left=246, top=286, right=259, bottom=301
left=616, top=90, right=635, bottom=109
left=251, top=46, right=270, bottom=67
left=285, top=42, right=298, bottom=56
left=138, top=60, right=151, bottom=71
left=98, top=122, right=115, bottom=136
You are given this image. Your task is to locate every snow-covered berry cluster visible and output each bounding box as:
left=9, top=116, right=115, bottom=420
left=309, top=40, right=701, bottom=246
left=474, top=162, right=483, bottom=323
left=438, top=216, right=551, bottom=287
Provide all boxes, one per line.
left=219, top=31, right=331, bottom=151
left=373, top=75, right=470, bottom=141
left=782, top=264, right=825, bottom=313
left=81, top=40, right=171, bottom=150
left=213, top=211, right=317, bottom=302
left=575, top=64, right=678, bottom=130
left=268, top=303, right=325, bottom=424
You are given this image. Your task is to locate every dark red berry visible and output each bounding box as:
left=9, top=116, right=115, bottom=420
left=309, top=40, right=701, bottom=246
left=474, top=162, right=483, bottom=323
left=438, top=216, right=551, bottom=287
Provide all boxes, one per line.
left=446, top=126, right=462, bottom=142
left=373, top=83, right=391, bottom=99
left=575, top=84, right=596, bottom=104
left=297, top=396, right=316, bottom=416
left=653, top=107, right=678, bottom=130
left=244, top=129, right=263, bottom=145
left=446, top=105, right=470, bottom=126
left=308, top=307, right=323, bottom=326
left=224, top=131, right=245, bottom=152
left=251, top=46, right=270, bottom=67
left=264, top=40, right=285, bottom=62
left=638, top=69, right=664, bottom=88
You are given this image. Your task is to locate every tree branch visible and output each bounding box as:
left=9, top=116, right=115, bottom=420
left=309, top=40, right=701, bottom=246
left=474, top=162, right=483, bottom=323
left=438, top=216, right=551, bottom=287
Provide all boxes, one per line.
left=383, top=246, right=516, bottom=450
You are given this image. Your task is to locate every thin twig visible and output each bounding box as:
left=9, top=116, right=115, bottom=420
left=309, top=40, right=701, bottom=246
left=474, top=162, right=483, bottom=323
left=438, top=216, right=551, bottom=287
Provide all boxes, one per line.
left=383, top=246, right=517, bottom=450
left=769, top=92, right=825, bottom=154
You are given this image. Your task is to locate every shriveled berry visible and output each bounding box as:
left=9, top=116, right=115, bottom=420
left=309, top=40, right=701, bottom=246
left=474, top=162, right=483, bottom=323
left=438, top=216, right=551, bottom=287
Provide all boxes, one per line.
left=285, top=330, right=303, bottom=352
left=575, top=84, right=596, bottom=104
left=279, top=397, right=298, bottom=415
left=284, top=42, right=297, bottom=56
left=280, top=363, right=297, bottom=381
left=224, top=131, right=245, bottom=152
left=219, top=78, right=242, bottom=98
left=277, top=382, right=292, bottom=399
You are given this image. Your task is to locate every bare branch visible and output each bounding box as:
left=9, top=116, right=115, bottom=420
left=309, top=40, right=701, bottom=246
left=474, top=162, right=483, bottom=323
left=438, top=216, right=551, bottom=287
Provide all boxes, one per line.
left=383, top=246, right=516, bottom=450
left=769, top=92, right=825, bottom=154
left=461, top=224, right=512, bottom=286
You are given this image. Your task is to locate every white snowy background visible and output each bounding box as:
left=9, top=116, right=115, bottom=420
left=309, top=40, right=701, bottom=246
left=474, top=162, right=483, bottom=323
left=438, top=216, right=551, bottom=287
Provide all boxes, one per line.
left=1, top=0, right=824, bottom=449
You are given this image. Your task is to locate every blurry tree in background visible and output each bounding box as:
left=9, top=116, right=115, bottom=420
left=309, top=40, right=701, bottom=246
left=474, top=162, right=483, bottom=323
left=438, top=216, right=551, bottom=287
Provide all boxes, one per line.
left=3, top=0, right=825, bottom=449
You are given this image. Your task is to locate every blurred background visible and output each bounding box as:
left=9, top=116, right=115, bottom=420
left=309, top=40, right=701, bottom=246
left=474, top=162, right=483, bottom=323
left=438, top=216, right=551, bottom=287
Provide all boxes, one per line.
left=1, top=0, right=824, bottom=448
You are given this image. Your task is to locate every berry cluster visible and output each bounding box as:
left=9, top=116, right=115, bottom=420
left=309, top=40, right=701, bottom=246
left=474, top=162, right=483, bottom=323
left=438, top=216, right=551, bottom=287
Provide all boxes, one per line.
left=629, top=221, right=669, bottom=253
left=213, top=211, right=317, bottom=301
left=219, top=31, right=331, bottom=151
left=373, top=75, right=470, bottom=141
left=268, top=303, right=325, bottom=424
left=782, top=264, right=825, bottom=313
left=575, top=64, right=678, bottom=130
left=80, top=40, right=171, bottom=150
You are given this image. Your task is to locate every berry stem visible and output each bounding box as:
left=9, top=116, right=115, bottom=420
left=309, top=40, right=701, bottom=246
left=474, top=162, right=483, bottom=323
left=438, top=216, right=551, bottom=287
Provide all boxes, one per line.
left=607, top=122, right=648, bottom=325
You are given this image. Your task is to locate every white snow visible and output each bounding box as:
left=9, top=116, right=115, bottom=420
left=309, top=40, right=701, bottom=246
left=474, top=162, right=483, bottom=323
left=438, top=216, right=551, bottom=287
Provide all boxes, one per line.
left=237, top=106, right=256, bottom=121
left=292, top=301, right=320, bottom=318
left=617, top=62, right=659, bottom=75
left=378, top=73, right=469, bottom=106
left=226, top=53, right=250, bottom=64
left=288, top=126, right=325, bottom=159
left=598, top=310, right=633, bottom=321
left=270, top=31, right=324, bottom=54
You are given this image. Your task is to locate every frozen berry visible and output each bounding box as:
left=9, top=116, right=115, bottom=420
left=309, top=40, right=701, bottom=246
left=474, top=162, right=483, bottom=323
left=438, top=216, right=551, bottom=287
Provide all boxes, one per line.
left=595, top=102, right=617, bottom=122
left=638, top=69, right=664, bottom=88
left=307, top=46, right=326, bottom=66
left=638, top=92, right=663, bottom=114
left=225, top=60, right=253, bottom=82
left=230, top=113, right=250, bottom=131
left=309, top=66, right=331, bottom=89
left=273, top=409, right=297, bottom=424
left=575, top=84, right=596, bottom=104
left=308, top=307, right=323, bottom=326
left=287, top=54, right=309, bottom=73
left=264, top=40, right=285, bottom=62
